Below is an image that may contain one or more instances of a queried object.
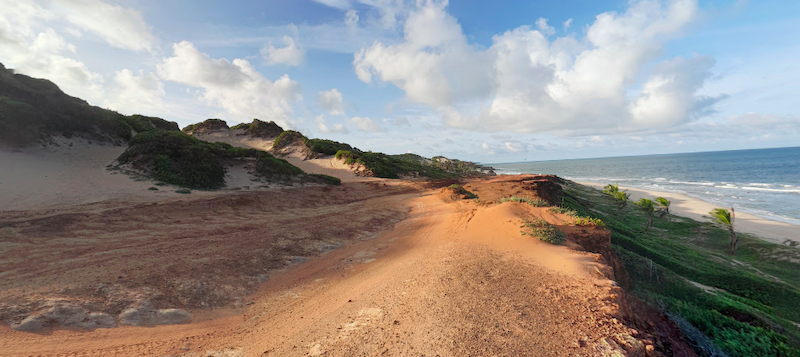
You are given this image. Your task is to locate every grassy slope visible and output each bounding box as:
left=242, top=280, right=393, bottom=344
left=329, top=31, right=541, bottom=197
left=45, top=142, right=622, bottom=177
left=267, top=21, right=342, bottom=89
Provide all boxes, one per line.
left=562, top=182, right=800, bottom=357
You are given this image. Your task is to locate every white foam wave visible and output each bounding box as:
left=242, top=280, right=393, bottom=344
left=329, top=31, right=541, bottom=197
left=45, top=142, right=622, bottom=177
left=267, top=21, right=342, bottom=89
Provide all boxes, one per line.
left=741, top=186, right=800, bottom=194
left=669, top=180, right=716, bottom=186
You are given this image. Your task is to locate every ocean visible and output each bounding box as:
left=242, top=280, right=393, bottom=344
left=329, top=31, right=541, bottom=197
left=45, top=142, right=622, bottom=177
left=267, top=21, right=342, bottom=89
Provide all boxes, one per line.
left=490, top=146, right=800, bottom=226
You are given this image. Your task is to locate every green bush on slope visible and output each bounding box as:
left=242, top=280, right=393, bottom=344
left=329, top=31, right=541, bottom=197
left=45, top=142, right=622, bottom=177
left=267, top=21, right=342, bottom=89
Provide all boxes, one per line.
left=118, top=131, right=303, bottom=189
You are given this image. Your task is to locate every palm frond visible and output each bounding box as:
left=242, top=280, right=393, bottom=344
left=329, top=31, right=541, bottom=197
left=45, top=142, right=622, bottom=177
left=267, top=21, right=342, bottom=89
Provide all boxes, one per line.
left=709, top=208, right=733, bottom=226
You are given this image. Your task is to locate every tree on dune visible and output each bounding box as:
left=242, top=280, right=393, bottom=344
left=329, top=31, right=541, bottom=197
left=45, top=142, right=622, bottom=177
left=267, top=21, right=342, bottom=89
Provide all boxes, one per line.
left=635, top=198, right=656, bottom=231
left=709, top=208, right=738, bottom=254
left=612, top=190, right=630, bottom=221
left=655, top=197, right=671, bottom=217
left=603, top=183, right=620, bottom=195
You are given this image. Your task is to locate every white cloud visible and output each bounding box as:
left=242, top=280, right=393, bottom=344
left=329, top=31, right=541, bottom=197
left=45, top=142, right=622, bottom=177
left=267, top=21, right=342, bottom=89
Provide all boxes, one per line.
left=345, top=9, right=359, bottom=31
left=349, top=116, right=385, bottom=132
left=563, top=18, right=573, bottom=29
left=354, top=0, right=720, bottom=135
left=103, top=69, right=165, bottom=115
left=536, top=18, right=555, bottom=36
left=0, top=10, right=104, bottom=103
left=317, top=88, right=345, bottom=115
left=504, top=141, right=526, bottom=152
left=0, top=0, right=160, bottom=106
left=395, top=117, right=410, bottom=126
left=354, top=1, right=491, bottom=106
left=315, top=115, right=349, bottom=134
left=261, top=36, right=305, bottom=66
left=158, top=41, right=302, bottom=127
left=312, top=0, right=352, bottom=10
left=52, top=0, right=156, bottom=52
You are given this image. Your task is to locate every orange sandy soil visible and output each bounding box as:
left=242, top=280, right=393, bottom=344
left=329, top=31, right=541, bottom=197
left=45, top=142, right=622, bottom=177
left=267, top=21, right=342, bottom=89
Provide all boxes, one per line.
left=0, top=176, right=693, bottom=356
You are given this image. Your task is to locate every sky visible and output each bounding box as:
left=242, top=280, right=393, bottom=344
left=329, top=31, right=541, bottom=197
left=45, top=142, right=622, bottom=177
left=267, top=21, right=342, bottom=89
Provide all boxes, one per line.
left=1, top=0, right=799, bottom=164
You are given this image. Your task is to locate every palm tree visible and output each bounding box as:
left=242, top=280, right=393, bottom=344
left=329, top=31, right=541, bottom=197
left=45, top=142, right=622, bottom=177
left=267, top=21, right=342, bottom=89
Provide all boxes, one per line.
left=655, top=197, right=671, bottom=217
left=635, top=198, right=656, bottom=231
left=709, top=208, right=738, bottom=254
left=603, top=183, right=620, bottom=195
left=612, top=190, right=630, bottom=221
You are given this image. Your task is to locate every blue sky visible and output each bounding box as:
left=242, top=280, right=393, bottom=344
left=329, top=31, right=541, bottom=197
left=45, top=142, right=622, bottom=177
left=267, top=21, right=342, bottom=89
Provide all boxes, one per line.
left=1, top=0, right=798, bottom=163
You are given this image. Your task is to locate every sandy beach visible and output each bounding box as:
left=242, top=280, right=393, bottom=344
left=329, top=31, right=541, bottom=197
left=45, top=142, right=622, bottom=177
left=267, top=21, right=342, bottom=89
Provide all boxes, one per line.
left=579, top=181, right=800, bottom=245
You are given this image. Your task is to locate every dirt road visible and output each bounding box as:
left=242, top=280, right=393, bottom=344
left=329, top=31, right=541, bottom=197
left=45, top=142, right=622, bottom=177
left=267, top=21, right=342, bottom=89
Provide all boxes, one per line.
left=1, top=179, right=667, bottom=356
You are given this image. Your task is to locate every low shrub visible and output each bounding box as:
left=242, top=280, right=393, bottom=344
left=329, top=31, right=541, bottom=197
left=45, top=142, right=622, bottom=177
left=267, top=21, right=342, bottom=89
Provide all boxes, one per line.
left=309, top=173, right=342, bottom=186
left=549, top=206, right=578, bottom=216
left=175, top=189, right=191, bottom=194
left=501, top=196, right=549, bottom=207
left=447, top=184, right=478, bottom=199
left=573, top=216, right=605, bottom=227
left=118, top=130, right=304, bottom=189
left=521, top=218, right=566, bottom=244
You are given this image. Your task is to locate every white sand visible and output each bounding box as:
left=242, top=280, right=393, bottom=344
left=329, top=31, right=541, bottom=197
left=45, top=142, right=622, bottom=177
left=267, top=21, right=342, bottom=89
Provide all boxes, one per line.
left=285, top=156, right=379, bottom=183
left=579, top=182, right=800, bottom=245
left=0, top=138, right=187, bottom=211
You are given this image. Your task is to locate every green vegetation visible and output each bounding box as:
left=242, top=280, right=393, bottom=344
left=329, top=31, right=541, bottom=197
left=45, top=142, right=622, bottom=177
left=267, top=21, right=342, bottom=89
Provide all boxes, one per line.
left=604, top=183, right=631, bottom=220
left=309, top=173, right=342, bottom=186
left=572, top=216, right=605, bottom=227
left=393, top=153, right=493, bottom=176
left=500, top=196, right=549, bottom=207
left=307, top=138, right=356, bottom=155
left=634, top=198, right=657, bottom=231
left=230, top=119, right=284, bottom=138
left=335, top=149, right=457, bottom=179
left=656, top=197, right=671, bottom=217
left=446, top=184, right=478, bottom=199
left=181, top=118, right=229, bottom=134
left=122, top=114, right=179, bottom=133
left=272, top=130, right=491, bottom=179
left=118, top=130, right=303, bottom=189
left=562, top=182, right=800, bottom=357
left=710, top=208, right=739, bottom=255
left=175, top=189, right=191, bottom=194
left=549, top=206, right=578, bottom=216
left=520, top=218, right=566, bottom=244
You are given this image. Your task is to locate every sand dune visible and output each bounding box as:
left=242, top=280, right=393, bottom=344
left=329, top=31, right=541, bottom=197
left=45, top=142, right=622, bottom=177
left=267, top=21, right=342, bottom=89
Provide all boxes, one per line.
left=579, top=182, right=800, bottom=245
left=0, top=138, right=180, bottom=211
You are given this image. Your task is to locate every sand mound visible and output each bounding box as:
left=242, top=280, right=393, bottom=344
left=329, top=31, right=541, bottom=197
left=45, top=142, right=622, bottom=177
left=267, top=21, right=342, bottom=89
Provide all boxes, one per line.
left=271, top=131, right=314, bottom=160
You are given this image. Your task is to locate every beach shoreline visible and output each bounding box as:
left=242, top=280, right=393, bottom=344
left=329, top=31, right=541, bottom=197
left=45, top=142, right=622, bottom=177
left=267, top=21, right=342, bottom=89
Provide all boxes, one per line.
left=577, top=181, right=800, bottom=245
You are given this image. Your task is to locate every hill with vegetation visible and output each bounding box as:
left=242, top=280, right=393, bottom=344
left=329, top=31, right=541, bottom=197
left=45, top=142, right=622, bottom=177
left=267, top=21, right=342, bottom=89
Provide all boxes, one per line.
left=272, top=130, right=495, bottom=179
left=117, top=130, right=313, bottom=189
left=0, top=62, right=179, bottom=147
